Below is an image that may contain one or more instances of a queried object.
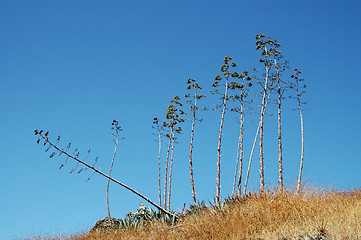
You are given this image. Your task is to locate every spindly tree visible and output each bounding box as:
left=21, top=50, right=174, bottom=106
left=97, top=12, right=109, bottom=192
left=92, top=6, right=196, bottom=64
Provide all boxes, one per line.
left=243, top=35, right=290, bottom=195
left=106, top=120, right=123, bottom=219
left=269, top=39, right=289, bottom=192
left=34, top=129, right=177, bottom=218
left=184, top=78, right=206, bottom=205
left=163, top=96, right=184, bottom=210
left=228, top=71, right=253, bottom=197
left=243, top=95, right=272, bottom=195
left=211, top=56, right=240, bottom=204
left=152, top=117, right=163, bottom=207
left=254, top=34, right=275, bottom=193
left=290, top=69, right=306, bottom=194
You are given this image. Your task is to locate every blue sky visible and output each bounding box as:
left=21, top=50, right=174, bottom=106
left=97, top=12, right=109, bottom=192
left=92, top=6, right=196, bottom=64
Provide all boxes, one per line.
left=1, top=0, right=361, bottom=239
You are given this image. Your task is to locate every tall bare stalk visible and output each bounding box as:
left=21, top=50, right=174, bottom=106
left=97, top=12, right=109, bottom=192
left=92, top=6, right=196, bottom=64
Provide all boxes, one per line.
left=106, top=120, right=122, bottom=218
left=212, top=57, right=245, bottom=203
left=297, top=107, right=304, bottom=194
left=297, top=106, right=304, bottom=194
left=167, top=133, right=175, bottom=210
left=276, top=64, right=283, bottom=192
left=185, top=78, right=206, bottom=205
left=232, top=116, right=243, bottom=198
left=216, top=81, right=228, bottom=203
left=189, top=109, right=197, bottom=205
left=153, top=118, right=163, bottom=207
left=34, top=129, right=177, bottom=218
left=291, top=69, right=306, bottom=194
left=243, top=120, right=260, bottom=195
left=163, top=123, right=173, bottom=209
left=255, top=34, right=273, bottom=193
left=270, top=40, right=287, bottom=192
left=229, top=71, right=253, bottom=197
left=236, top=112, right=245, bottom=196
left=163, top=96, right=184, bottom=210
left=211, top=56, right=237, bottom=204
left=243, top=90, right=271, bottom=195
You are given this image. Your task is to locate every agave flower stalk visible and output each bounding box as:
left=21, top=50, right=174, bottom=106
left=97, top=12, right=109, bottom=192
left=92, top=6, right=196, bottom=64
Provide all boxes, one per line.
left=167, top=132, right=175, bottom=210
left=106, top=119, right=122, bottom=219
left=232, top=116, right=243, bottom=197
left=185, top=78, right=206, bottom=205
left=275, top=56, right=284, bottom=192
left=211, top=56, right=240, bottom=204
left=229, top=71, right=253, bottom=198
left=163, top=123, right=173, bottom=209
left=34, top=130, right=177, bottom=218
left=163, top=96, right=184, bottom=210
left=291, top=69, right=306, bottom=194
left=216, top=87, right=227, bottom=204
left=243, top=120, right=260, bottom=195
left=269, top=39, right=288, bottom=192
left=152, top=117, right=163, bottom=207
left=243, top=90, right=271, bottom=195
left=255, top=34, right=274, bottom=193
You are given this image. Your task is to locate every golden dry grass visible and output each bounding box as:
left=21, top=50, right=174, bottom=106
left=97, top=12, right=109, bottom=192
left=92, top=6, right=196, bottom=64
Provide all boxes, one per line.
left=39, top=187, right=361, bottom=240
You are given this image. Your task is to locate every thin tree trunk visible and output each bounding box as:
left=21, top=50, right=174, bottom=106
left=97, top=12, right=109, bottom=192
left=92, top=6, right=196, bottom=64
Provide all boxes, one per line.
left=243, top=91, right=271, bottom=195
left=106, top=132, right=119, bottom=218
left=167, top=133, right=175, bottom=210
left=232, top=118, right=242, bottom=198
left=236, top=110, right=245, bottom=197
left=243, top=120, right=260, bottom=196
left=277, top=88, right=284, bottom=192
left=275, top=57, right=284, bottom=192
left=259, top=62, right=270, bottom=193
left=232, top=106, right=245, bottom=198
left=189, top=92, right=198, bottom=205
left=163, top=129, right=173, bottom=209
left=158, top=128, right=162, bottom=207
left=37, top=132, right=177, bottom=218
left=259, top=113, right=265, bottom=193
left=216, top=78, right=228, bottom=204
left=297, top=90, right=304, bottom=195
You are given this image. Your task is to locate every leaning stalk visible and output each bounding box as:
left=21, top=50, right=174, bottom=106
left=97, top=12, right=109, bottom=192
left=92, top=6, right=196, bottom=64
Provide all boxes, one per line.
left=243, top=91, right=271, bottom=195
left=36, top=131, right=177, bottom=218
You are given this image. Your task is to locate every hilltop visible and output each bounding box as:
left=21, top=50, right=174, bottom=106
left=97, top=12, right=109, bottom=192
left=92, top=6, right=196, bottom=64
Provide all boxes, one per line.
left=33, top=187, right=361, bottom=240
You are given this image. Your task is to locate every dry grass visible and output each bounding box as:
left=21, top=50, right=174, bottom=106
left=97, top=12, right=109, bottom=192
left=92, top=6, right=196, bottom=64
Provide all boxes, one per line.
left=37, top=187, right=361, bottom=240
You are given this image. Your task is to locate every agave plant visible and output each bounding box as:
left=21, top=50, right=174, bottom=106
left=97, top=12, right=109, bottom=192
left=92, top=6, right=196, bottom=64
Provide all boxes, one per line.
left=279, top=232, right=328, bottom=240
left=184, top=201, right=208, bottom=216
left=209, top=198, right=229, bottom=213
left=118, top=203, right=178, bottom=230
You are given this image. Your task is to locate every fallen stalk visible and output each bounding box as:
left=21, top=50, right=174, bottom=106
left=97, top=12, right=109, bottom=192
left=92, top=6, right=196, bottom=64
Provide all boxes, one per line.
left=36, top=131, right=178, bottom=219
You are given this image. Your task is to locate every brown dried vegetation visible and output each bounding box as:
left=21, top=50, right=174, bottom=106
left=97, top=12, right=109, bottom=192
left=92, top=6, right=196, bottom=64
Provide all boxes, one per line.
left=45, top=187, right=361, bottom=240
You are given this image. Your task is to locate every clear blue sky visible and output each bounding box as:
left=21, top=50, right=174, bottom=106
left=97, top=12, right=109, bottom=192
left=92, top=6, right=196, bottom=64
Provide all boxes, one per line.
left=1, top=0, right=360, bottom=239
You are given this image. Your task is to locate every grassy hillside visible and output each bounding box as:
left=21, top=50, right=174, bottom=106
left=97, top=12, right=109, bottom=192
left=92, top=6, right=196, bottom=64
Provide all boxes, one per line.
left=34, top=187, right=361, bottom=240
